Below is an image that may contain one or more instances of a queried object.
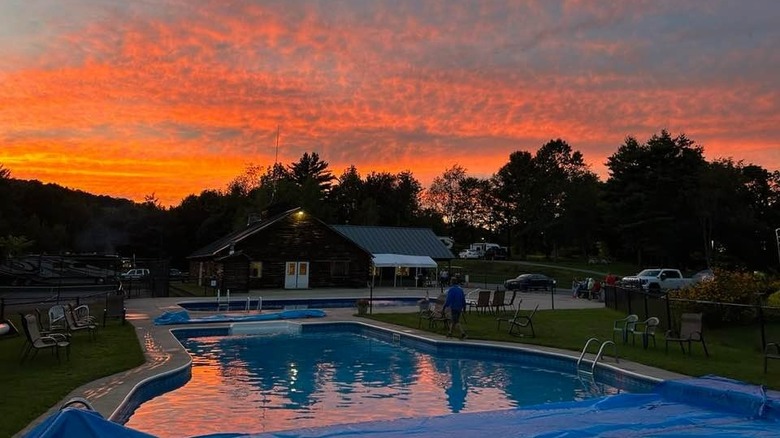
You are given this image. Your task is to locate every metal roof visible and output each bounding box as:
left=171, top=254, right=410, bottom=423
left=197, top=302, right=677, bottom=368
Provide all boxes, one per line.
left=330, top=225, right=454, bottom=260
left=187, top=208, right=300, bottom=259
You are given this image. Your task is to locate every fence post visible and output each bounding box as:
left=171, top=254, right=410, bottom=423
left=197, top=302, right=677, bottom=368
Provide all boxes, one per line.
left=627, top=288, right=633, bottom=315
left=664, top=294, right=672, bottom=332
left=756, top=295, right=766, bottom=350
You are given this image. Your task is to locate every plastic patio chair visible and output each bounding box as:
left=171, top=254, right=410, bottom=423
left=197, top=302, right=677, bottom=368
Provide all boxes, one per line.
left=612, top=314, right=638, bottom=344
left=62, top=305, right=98, bottom=339
left=630, top=317, right=660, bottom=348
left=48, top=305, right=67, bottom=332
left=665, top=313, right=708, bottom=357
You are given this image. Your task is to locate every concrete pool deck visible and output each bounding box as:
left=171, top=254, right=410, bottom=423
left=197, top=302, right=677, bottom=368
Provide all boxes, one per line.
left=16, top=287, right=686, bottom=437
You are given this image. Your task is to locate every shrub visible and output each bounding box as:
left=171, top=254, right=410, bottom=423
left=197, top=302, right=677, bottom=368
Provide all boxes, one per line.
left=670, top=269, right=774, bottom=323
left=769, top=291, right=780, bottom=307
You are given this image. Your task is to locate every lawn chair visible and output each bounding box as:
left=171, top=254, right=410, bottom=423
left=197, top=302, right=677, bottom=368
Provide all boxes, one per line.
left=496, top=298, right=523, bottom=331
left=612, top=314, right=638, bottom=344
left=765, top=343, right=780, bottom=373
left=70, top=303, right=97, bottom=325
left=34, top=308, right=70, bottom=339
left=103, top=290, right=127, bottom=327
left=504, top=290, right=519, bottom=312
left=468, top=290, right=491, bottom=314
left=491, top=289, right=506, bottom=315
left=19, top=313, right=70, bottom=363
left=61, top=305, right=98, bottom=339
left=48, top=305, right=67, bottom=332
left=418, top=298, right=449, bottom=331
left=506, top=304, right=539, bottom=337
left=665, top=313, right=708, bottom=357
left=630, top=317, right=659, bottom=348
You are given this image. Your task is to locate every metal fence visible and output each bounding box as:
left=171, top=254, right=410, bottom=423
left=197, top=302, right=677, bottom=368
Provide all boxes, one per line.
left=603, top=284, right=780, bottom=350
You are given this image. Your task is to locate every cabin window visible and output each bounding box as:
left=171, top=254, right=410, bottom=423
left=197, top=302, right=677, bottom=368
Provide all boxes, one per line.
left=249, top=261, right=263, bottom=278
left=331, top=261, right=349, bottom=277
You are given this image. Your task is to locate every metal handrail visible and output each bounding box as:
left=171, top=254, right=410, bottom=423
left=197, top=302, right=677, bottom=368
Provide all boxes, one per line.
left=577, top=337, right=601, bottom=370
left=593, top=340, right=619, bottom=373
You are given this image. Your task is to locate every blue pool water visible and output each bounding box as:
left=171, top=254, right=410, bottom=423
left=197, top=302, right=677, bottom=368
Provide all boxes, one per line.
left=124, top=329, right=628, bottom=437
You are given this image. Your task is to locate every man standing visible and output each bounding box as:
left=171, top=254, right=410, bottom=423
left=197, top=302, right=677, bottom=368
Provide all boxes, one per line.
left=443, top=281, right=467, bottom=339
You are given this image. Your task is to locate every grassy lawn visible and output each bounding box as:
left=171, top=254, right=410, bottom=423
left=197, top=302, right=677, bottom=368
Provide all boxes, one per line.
left=0, top=313, right=145, bottom=437
left=367, top=307, right=780, bottom=390
left=169, top=281, right=214, bottom=297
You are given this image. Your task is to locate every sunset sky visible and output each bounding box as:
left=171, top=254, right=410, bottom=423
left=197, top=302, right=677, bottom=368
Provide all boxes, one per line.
left=1, top=1, right=778, bottom=206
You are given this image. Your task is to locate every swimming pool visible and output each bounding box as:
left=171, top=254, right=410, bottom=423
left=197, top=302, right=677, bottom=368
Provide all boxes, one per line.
left=123, top=323, right=652, bottom=437
left=178, top=297, right=422, bottom=311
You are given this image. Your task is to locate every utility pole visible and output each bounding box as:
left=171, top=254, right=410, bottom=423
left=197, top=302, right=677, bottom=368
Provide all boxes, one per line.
left=271, top=125, right=280, bottom=204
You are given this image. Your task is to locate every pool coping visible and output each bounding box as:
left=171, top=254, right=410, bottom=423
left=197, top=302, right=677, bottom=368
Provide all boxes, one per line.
left=15, top=290, right=681, bottom=437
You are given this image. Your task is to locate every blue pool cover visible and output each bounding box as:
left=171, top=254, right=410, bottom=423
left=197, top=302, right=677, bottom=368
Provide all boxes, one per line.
left=153, top=309, right=326, bottom=325
left=25, top=376, right=780, bottom=437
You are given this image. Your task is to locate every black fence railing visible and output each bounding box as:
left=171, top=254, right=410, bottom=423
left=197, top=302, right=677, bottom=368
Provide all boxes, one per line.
left=603, top=284, right=780, bottom=350
left=0, top=284, right=123, bottom=320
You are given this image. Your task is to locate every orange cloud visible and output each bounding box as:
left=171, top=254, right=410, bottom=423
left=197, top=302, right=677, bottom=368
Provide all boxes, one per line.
left=1, top=1, right=778, bottom=206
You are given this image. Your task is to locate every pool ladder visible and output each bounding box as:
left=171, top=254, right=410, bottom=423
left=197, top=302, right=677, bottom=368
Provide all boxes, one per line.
left=245, top=296, right=262, bottom=313
left=577, top=337, right=618, bottom=375
left=217, top=289, right=230, bottom=311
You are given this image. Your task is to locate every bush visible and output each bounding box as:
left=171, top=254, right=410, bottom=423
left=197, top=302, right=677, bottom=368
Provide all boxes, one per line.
left=670, top=269, right=776, bottom=323
left=769, top=291, right=780, bottom=307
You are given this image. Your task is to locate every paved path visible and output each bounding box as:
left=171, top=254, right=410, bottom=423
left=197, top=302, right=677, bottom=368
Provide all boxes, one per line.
left=15, top=286, right=681, bottom=437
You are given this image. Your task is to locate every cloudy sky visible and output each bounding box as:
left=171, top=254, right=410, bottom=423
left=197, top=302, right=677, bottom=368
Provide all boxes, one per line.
left=1, top=0, right=778, bottom=206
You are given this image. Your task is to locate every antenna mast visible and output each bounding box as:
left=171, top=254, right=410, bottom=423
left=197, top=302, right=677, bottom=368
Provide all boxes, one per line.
left=271, top=125, right=280, bottom=203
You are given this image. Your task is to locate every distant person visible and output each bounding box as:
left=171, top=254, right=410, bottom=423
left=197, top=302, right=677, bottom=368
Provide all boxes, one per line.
left=605, top=273, right=617, bottom=286
left=440, top=270, right=449, bottom=287
left=443, top=281, right=467, bottom=340
left=590, top=279, right=602, bottom=300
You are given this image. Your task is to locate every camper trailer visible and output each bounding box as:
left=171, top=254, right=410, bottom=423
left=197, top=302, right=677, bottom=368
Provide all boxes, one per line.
left=468, top=242, right=500, bottom=258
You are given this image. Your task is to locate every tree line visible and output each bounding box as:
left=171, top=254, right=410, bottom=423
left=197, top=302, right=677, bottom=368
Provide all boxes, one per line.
left=1, top=130, right=779, bottom=271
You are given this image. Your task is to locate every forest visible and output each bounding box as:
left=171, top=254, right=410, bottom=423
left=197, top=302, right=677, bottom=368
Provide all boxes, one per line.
left=1, top=130, right=779, bottom=272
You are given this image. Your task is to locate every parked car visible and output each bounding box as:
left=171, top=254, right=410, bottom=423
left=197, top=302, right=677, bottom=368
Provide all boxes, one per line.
left=484, top=246, right=508, bottom=260
left=504, top=273, right=556, bottom=291
left=120, top=268, right=150, bottom=280
left=621, top=268, right=694, bottom=292
left=692, top=269, right=715, bottom=283
left=459, top=249, right=481, bottom=259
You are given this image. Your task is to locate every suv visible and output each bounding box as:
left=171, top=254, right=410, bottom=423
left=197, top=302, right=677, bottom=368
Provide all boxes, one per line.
left=121, top=268, right=150, bottom=280
left=484, top=246, right=508, bottom=260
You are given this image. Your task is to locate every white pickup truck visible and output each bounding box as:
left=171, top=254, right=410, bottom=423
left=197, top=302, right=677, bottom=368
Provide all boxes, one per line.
left=621, top=268, right=694, bottom=292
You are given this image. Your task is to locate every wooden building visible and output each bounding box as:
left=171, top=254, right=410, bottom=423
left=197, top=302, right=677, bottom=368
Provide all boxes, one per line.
left=187, top=208, right=373, bottom=292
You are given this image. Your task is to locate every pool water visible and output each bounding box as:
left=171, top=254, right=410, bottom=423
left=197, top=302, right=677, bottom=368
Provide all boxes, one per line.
left=125, top=331, right=621, bottom=437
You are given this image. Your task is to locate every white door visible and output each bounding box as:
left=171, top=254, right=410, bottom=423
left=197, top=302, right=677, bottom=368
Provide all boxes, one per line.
left=284, top=261, right=310, bottom=289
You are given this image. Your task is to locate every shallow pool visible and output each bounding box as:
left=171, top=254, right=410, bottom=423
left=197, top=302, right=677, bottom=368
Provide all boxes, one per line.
left=125, top=329, right=625, bottom=437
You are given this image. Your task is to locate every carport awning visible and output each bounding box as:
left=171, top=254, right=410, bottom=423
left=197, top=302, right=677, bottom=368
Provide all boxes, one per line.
left=371, top=254, right=438, bottom=268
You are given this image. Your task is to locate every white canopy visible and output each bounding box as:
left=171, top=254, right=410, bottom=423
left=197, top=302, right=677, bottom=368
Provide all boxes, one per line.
left=371, top=253, right=438, bottom=268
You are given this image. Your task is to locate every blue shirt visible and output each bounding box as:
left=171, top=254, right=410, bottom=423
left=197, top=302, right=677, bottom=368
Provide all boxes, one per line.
left=444, top=285, right=466, bottom=311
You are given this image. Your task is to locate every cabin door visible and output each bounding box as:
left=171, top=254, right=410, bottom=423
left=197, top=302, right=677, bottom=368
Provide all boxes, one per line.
left=284, top=261, right=309, bottom=289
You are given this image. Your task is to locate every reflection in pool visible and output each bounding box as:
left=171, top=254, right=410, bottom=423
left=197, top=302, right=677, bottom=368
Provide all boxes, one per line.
left=125, top=331, right=620, bottom=437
